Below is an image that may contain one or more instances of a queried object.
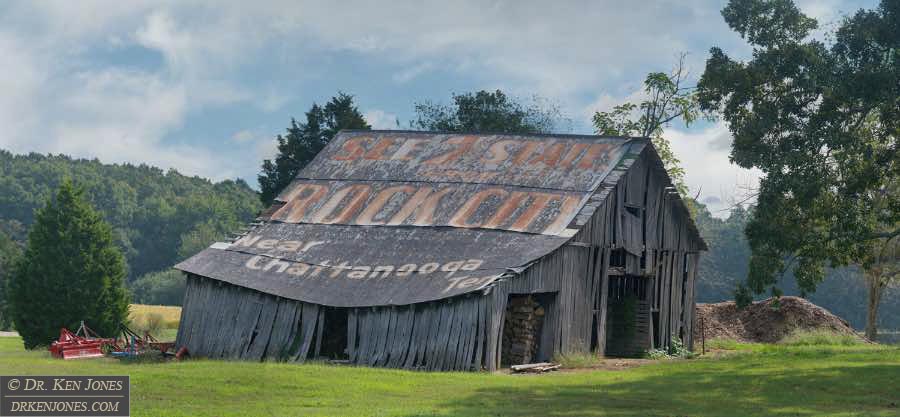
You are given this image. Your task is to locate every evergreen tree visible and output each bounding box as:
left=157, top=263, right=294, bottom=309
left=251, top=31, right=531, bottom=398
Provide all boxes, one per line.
left=8, top=180, right=129, bottom=348
left=0, top=230, right=22, bottom=329
left=258, top=93, right=370, bottom=205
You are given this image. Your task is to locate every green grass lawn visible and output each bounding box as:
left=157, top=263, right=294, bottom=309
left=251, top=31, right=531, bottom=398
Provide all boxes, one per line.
left=0, top=336, right=897, bottom=417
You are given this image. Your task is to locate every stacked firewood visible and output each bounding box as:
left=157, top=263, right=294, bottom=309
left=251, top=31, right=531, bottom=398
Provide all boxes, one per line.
left=502, top=296, right=545, bottom=365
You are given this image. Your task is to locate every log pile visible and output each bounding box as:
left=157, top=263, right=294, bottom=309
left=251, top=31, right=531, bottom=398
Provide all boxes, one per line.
left=502, top=296, right=545, bottom=365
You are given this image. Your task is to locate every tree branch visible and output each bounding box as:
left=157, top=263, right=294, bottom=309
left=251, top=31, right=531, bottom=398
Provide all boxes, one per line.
left=870, top=228, right=900, bottom=240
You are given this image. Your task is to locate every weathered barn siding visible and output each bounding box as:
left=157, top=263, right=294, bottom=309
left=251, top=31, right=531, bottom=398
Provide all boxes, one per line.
left=179, top=274, right=494, bottom=370
left=177, top=245, right=590, bottom=371
left=556, top=144, right=703, bottom=356
left=175, top=132, right=704, bottom=371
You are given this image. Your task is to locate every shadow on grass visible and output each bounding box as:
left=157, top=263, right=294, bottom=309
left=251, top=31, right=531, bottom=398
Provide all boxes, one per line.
left=404, top=361, right=900, bottom=417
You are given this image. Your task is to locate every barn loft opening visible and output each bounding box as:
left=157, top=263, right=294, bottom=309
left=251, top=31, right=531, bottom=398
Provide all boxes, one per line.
left=501, top=294, right=549, bottom=366
left=317, top=307, right=349, bottom=360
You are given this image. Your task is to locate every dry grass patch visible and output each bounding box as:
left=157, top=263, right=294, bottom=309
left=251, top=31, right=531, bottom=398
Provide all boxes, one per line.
left=128, top=304, right=181, bottom=340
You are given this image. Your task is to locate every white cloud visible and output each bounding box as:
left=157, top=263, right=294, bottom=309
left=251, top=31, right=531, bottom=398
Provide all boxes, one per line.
left=0, top=0, right=867, bottom=185
left=666, top=122, right=763, bottom=217
left=0, top=33, right=43, bottom=152
left=798, top=0, right=848, bottom=22
left=392, top=62, right=435, bottom=83
left=135, top=11, right=192, bottom=69
left=254, top=137, right=279, bottom=162
left=582, top=88, right=649, bottom=123
left=232, top=131, right=281, bottom=184
left=364, top=109, right=399, bottom=130
left=270, top=0, right=738, bottom=98
left=231, top=130, right=256, bottom=143
left=0, top=4, right=263, bottom=180
left=257, top=90, right=291, bottom=112
left=12, top=0, right=732, bottom=101
left=42, top=68, right=242, bottom=180
left=0, top=29, right=233, bottom=180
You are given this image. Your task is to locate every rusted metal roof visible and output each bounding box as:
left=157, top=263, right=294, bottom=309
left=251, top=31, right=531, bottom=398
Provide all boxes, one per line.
left=268, top=131, right=631, bottom=235
left=176, top=131, right=639, bottom=306
left=289, top=131, right=629, bottom=191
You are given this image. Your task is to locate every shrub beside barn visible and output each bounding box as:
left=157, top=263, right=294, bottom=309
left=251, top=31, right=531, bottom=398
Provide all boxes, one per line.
left=174, top=131, right=705, bottom=370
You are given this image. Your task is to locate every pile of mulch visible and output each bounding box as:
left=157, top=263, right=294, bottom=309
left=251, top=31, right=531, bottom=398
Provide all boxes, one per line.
left=693, top=296, right=861, bottom=343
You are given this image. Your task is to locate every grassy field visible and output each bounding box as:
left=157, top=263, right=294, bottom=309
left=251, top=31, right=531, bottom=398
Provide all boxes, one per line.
left=129, top=304, right=181, bottom=324
left=128, top=304, right=181, bottom=340
left=0, top=336, right=897, bottom=416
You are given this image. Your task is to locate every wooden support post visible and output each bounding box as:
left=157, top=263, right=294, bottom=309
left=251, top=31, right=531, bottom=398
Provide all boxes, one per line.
left=596, top=248, right=611, bottom=357
left=701, top=317, right=706, bottom=356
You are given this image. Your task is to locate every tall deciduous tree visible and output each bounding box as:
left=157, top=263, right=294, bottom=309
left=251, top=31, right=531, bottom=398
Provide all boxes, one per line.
left=8, top=180, right=129, bottom=348
left=258, top=93, right=370, bottom=205
left=860, top=181, right=899, bottom=339
left=413, top=90, right=565, bottom=134
left=592, top=56, right=701, bottom=196
left=130, top=269, right=186, bottom=306
left=697, top=0, right=900, bottom=339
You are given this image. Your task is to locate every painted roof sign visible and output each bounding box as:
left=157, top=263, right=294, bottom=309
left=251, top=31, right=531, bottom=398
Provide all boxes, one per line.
left=176, top=131, right=635, bottom=307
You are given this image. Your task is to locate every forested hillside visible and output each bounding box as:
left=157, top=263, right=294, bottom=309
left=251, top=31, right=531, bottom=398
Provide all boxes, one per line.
left=0, top=150, right=262, bottom=304
left=695, top=205, right=899, bottom=330
left=0, top=149, right=895, bottom=330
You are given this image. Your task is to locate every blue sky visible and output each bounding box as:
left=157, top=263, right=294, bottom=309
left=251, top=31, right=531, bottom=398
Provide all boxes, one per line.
left=0, top=0, right=875, bottom=215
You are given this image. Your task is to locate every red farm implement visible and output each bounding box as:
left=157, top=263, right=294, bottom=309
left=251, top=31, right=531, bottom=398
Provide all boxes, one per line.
left=48, top=321, right=116, bottom=360
left=108, top=325, right=177, bottom=359
left=49, top=321, right=178, bottom=360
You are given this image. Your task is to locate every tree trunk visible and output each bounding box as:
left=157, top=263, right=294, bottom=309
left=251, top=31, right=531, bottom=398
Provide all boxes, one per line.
left=864, top=269, right=884, bottom=342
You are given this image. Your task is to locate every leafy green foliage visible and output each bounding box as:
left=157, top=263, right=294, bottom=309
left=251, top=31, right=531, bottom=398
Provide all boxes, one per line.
left=7, top=181, right=129, bottom=348
left=693, top=204, right=753, bottom=302
left=130, top=269, right=186, bottom=306
left=592, top=57, right=702, bottom=196
left=691, top=200, right=900, bottom=330
left=0, top=230, right=22, bottom=329
left=697, top=0, right=900, bottom=326
left=258, top=93, right=370, bottom=205
left=646, top=337, right=696, bottom=359
left=0, top=150, right=261, bottom=280
left=412, top=90, right=565, bottom=134
left=720, top=0, right=816, bottom=46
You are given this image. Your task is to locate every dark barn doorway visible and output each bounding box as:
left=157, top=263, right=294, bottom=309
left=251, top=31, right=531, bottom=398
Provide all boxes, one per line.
left=317, top=307, right=349, bottom=359
left=605, top=275, right=652, bottom=357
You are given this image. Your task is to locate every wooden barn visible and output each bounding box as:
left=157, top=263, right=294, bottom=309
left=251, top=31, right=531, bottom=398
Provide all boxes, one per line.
left=174, top=131, right=706, bottom=371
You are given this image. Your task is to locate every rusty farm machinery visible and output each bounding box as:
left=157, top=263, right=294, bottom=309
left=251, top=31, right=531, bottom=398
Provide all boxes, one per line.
left=48, top=321, right=183, bottom=360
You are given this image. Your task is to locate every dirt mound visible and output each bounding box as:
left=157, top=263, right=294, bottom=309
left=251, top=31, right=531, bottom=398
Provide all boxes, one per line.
left=693, top=296, right=860, bottom=343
